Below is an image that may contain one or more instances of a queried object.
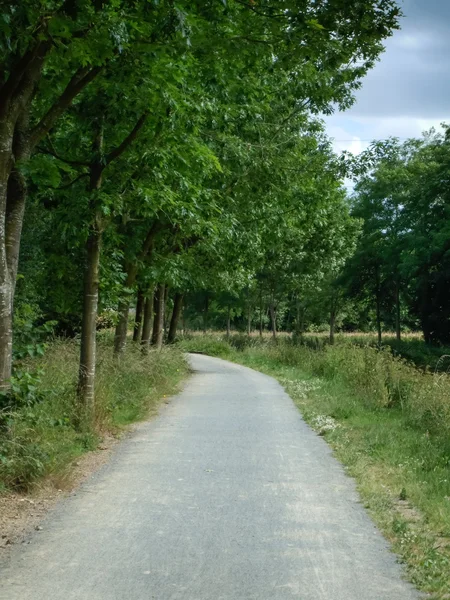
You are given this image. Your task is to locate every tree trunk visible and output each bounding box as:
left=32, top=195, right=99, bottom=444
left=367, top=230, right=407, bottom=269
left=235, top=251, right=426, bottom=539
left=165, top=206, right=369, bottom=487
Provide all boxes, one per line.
left=133, top=290, right=144, bottom=343
left=269, top=300, right=277, bottom=339
left=395, top=278, right=401, bottom=342
left=151, top=284, right=165, bottom=349
left=182, top=303, right=186, bottom=335
left=141, top=288, right=154, bottom=352
left=247, top=303, right=252, bottom=336
left=0, top=133, right=13, bottom=388
left=0, top=116, right=29, bottom=389
left=330, top=309, right=336, bottom=345
left=226, top=305, right=231, bottom=340
left=77, top=225, right=102, bottom=412
left=168, top=292, right=183, bottom=344
left=259, top=289, right=263, bottom=338
left=163, top=285, right=170, bottom=334
left=114, top=298, right=130, bottom=356
left=0, top=267, right=13, bottom=390
left=203, top=294, right=209, bottom=334
left=77, top=146, right=104, bottom=409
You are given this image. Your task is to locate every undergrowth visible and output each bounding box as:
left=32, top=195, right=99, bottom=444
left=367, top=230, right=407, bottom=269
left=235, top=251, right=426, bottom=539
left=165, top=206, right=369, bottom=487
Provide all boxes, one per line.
left=178, top=333, right=450, bottom=599
left=0, top=335, right=187, bottom=491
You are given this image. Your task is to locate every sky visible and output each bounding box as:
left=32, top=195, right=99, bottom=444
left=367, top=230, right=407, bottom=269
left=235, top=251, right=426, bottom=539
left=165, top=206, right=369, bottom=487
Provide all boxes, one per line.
left=325, top=0, right=450, bottom=157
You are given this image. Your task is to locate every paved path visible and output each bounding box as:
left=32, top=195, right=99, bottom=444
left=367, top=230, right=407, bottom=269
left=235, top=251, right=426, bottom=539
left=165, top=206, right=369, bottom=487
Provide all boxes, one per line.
left=1, top=354, right=420, bottom=599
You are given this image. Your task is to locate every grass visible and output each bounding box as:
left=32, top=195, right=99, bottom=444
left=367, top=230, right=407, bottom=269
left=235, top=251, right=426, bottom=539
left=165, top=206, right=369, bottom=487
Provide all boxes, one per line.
left=178, top=333, right=450, bottom=599
left=297, top=331, right=450, bottom=372
left=0, top=333, right=188, bottom=492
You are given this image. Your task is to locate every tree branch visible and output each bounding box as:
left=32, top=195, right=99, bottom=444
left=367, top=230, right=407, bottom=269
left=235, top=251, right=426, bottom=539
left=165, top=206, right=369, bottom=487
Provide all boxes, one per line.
left=106, top=112, right=149, bottom=165
left=37, top=141, right=90, bottom=167
left=30, top=65, right=103, bottom=150
left=57, top=172, right=90, bottom=189
left=232, top=0, right=288, bottom=20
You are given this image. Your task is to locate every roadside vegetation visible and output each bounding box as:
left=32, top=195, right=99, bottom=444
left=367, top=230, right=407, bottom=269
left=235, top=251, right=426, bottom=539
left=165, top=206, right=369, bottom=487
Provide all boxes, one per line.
left=0, top=336, right=187, bottom=492
left=179, top=334, right=450, bottom=599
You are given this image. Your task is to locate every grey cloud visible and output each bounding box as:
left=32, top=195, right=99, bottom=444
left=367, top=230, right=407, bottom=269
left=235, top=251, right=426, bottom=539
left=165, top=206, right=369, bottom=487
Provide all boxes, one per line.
left=348, top=0, right=450, bottom=118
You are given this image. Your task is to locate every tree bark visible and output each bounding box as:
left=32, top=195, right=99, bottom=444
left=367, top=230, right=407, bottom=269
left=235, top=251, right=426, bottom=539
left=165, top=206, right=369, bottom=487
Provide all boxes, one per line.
left=269, top=300, right=277, bottom=339
left=163, top=285, right=170, bottom=334
left=151, top=284, right=165, bottom=349
left=168, top=292, right=183, bottom=344
left=0, top=120, right=14, bottom=389
left=330, top=309, right=336, bottom=345
left=114, top=298, right=131, bottom=357
left=259, top=288, right=263, bottom=338
left=203, top=294, right=209, bottom=334
left=133, top=290, right=144, bottom=343
left=182, top=302, right=186, bottom=335
left=77, top=224, right=101, bottom=412
left=247, top=303, right=252, bottom=336
left=226, top=305, right=231, bottom=340
left=113, top=264, right=138, bottom=355
left=141, top=288, right=154, bottom=352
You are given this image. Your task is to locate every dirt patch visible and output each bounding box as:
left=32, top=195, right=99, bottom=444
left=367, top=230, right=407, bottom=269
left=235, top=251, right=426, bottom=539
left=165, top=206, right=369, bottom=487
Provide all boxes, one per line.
left=395, top=499, right=423, bottom=523
left=0, top=433, right=119, bottom=552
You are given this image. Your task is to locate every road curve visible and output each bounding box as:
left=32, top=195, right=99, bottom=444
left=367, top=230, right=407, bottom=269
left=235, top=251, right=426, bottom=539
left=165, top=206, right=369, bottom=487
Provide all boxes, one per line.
left=1, top=354, right=420, bottom=600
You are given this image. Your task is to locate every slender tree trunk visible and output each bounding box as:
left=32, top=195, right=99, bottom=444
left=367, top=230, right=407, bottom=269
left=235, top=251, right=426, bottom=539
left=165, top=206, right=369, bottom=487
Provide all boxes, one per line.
left=182, top=302, right=186, bottom=335
left=151, top=284, right=165, bottom=349
left=163, top=285, right=170, bottom=334
left=0, top=116, right=29, bottom=389
left=77, top=139, right=104, bottom=409
left=247, top=303, right=252, bottom=336
left=168, top=292, right=183, bottom=344
left=203, top=294, right=209, bottom=334
left=269, top=300, right=277, bottom=339
left=133, top=290, right=144, bottom=343
left=259, top=288, right=263, bottom=338
left=330, top=309, right=336, bottom=345
left=226, top=305, right=231, bottom=340
left=113, top=265, right=137, bottom=354
left=0, top=132, right=13, bottom=388
left=78, top=224, right=102, bottom=412
left=395, top=278, right=401, bottom=342
left=114, top=298, right=131, bottom=356
left=141, top=288, right=154, bottom=352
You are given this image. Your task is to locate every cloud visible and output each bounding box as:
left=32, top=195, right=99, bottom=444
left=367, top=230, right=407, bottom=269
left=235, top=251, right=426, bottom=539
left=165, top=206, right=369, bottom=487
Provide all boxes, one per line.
left=325, top=0, right=450, bottom=154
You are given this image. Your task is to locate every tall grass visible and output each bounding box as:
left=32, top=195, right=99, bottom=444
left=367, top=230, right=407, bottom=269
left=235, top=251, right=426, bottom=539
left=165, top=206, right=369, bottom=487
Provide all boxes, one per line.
left=0, top=336, right=187, bottom=491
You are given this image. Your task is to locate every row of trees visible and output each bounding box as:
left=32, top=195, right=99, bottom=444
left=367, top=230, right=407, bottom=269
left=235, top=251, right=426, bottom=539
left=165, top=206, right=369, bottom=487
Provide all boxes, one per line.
left=193, top=128, right=450, bottom=346
left=342, top=130, right=450, bottom=345
left=3, top=1, right=400, bottom=412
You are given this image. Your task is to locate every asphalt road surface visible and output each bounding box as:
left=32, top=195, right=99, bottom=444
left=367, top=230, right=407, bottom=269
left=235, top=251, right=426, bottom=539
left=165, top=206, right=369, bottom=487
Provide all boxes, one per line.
left=1, top=354, right=421, bottom=600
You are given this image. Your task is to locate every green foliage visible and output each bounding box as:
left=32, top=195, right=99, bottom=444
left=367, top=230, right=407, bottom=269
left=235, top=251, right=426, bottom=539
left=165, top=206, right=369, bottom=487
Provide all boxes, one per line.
left=0, top=337, right=187, bottom=491
left=341, top=129, right=450, bottom=345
